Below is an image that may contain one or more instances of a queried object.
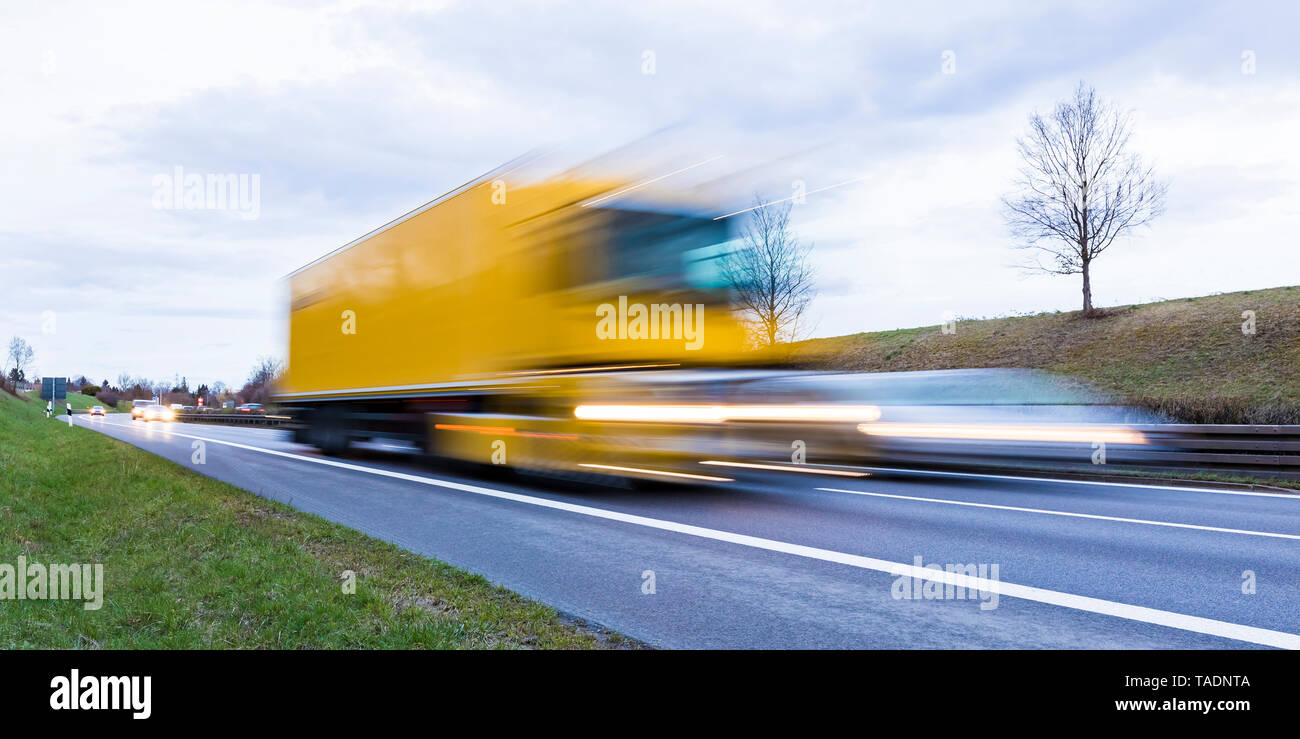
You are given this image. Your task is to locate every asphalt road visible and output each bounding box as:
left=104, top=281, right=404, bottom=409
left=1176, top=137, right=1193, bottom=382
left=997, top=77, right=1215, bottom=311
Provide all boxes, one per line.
left=72, top=413, right=1300, bottom=649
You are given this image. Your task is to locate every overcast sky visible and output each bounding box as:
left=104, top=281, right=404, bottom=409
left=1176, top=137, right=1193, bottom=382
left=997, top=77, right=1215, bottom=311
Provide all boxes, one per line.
left=2, top=0, right=1298, bottom=388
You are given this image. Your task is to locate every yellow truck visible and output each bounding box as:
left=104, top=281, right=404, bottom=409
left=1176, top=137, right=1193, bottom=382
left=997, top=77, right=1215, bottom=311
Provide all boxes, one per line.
left=276, top=169, right=753, bottom=476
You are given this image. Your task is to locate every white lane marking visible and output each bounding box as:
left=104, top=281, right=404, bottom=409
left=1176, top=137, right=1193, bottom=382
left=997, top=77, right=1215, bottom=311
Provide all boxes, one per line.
left=816, top=487, right=1300, bottom=541
left=834, top=464, right=1299, bottom=500
left=89, top=418, right=1300, bottom=649
left=577, top=463, right=733, bottom=482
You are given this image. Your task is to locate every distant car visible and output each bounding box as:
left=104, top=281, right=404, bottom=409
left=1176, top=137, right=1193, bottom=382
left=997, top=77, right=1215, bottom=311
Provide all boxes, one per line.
left=142, top=405, right=175, bottom=422
left=236, top=403, right=265, bottom=414
left=90, top=406, right=105, bottom=416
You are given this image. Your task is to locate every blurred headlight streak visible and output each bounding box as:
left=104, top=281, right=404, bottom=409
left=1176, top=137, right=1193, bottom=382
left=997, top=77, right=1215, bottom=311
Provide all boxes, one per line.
left=575, top=405, right=727, bottom=423
left=856, top=423, right=1147, bottom=445
left=574, top=404, right=882, bottom=424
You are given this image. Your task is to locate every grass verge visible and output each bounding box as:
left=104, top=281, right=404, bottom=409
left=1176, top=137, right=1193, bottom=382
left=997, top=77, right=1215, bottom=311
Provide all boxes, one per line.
left=0, top=391, right=627, bottom=649
left=24, top=390, right=105, bottom=412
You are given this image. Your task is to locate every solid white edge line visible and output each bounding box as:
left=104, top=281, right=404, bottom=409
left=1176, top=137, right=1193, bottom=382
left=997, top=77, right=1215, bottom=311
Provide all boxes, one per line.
left=816, top=487, right=1300, bottom=540
left=87, top=416, right=1300, bottom=649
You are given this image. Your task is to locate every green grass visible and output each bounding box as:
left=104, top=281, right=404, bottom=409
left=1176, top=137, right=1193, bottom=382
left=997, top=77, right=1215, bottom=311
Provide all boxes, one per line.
left=1089, top=467, right=1299, bottom=492
left=25, top=390, right=106, bottom=411
left=0, top=391, right=627, bottom=649
left=797, top=285, right=1300, bottom=423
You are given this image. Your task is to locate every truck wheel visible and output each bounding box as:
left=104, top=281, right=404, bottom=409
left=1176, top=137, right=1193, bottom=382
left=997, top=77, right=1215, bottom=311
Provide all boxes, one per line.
left=315, top=406, right=350, bottom=456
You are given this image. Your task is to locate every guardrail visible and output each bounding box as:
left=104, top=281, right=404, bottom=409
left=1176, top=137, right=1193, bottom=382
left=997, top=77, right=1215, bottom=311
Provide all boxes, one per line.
left=872, top=423, right=1300, bottom=482
left=172, top=413, right=291, bottom=427
left=1127, top=424, right=1300, bottom=470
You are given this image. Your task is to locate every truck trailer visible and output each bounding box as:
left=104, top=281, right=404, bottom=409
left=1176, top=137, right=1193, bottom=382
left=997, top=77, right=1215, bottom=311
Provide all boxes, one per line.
left=276, top=169, right=753, bottom=478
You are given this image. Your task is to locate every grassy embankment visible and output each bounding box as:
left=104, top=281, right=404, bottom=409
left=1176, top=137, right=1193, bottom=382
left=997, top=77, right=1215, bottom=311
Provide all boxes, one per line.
left=797, top=285, right=1300, bottom=424
left=27, top=390, right=104, bottom=412
left=0, top=390, right=625, bottom=648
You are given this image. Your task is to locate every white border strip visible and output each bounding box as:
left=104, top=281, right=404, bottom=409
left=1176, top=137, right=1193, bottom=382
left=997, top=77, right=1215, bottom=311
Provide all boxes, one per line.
left=91, top=418, right=1300, bottom=649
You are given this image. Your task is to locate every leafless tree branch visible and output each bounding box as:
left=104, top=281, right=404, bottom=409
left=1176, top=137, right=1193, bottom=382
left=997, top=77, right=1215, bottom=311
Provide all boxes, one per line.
left=720, top=198, right=817, bottom=346
left=1002, top=81, right=1167, bottom=314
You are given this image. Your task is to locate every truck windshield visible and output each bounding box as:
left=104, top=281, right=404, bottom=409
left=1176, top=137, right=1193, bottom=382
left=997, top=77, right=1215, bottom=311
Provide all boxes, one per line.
left=600, top=207, right=731, bottom=288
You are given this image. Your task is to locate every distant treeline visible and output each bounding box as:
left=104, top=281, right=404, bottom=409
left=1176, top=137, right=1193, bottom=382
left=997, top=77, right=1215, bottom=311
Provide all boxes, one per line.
left=47, top=357, right=284, bottom=410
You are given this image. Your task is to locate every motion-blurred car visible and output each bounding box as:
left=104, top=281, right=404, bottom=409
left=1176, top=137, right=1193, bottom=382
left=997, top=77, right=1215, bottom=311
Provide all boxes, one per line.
left=236, top=403, right=265, bottom=414
left=707, top=368, right=1163, bottom=472
left=131, top=399, right=158, bottom=420
left=90, top=405, right=105, bottom=416
left=515, top=367, right=1160, bottom=482
left=142, top=405, right=176, bottom=422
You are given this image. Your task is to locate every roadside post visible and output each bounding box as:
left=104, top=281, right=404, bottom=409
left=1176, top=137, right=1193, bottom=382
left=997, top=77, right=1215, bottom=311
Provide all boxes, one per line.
left=40, top=377, right=67, bottom=419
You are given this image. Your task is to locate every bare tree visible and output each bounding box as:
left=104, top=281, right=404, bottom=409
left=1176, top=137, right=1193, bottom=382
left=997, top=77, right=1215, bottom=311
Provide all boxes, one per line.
left=721, top=198, right=816, bottom=346
left=239, top=356, right=283, bottom=405
left=1003, top=81, right=1167, bottom=314
left=247, top=356, right=283, bottom=387
left=5, top=336, right=34, bottom=386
